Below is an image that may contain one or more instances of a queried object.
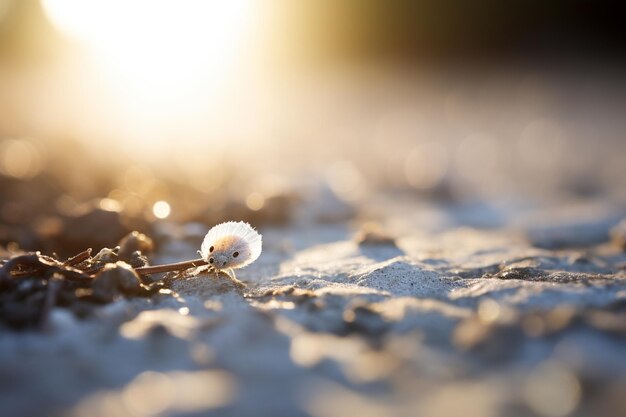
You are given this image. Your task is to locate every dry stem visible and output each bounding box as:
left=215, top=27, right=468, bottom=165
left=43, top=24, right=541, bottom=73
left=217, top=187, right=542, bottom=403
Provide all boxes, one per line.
left=134, top=258, right=208, bottom=276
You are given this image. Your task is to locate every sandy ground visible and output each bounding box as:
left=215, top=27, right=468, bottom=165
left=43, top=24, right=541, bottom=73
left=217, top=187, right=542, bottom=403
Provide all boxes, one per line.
left=1, top=198, right=625, bottom=417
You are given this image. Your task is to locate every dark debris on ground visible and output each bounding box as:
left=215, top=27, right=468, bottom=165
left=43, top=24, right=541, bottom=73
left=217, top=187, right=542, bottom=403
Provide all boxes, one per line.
left=0, top=231, right=166, bottom=330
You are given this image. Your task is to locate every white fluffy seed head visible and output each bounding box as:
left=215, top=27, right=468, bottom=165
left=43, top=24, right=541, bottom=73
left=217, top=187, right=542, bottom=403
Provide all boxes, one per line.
left=200, top=221, right=262, bottom=270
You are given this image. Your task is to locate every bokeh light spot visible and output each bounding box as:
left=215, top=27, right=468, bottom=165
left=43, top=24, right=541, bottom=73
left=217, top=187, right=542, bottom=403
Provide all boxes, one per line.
left=404, top=142, right=448, bottom=190
left=326, top=161, right=367, bottom=201
left=246, top=192, right=265, bottom=211
left=152, top=200, right=171, bottom=219
left=523, top=361, right=581, bottom=417
left=0, top=139, right=45, bottom=179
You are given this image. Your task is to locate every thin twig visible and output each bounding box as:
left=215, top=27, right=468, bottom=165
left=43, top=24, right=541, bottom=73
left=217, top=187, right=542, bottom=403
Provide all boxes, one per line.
left=134, top=258, right=208, bottom=276
left=63, top=248, right=92, bottom=267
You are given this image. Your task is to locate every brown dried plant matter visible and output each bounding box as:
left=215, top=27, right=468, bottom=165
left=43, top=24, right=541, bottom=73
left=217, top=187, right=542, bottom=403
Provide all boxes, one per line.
left=0, top=231, right=166, bottom=330
left=134, top=258, right=208, bottom=276
left=0, top=229, right=251, bottom=329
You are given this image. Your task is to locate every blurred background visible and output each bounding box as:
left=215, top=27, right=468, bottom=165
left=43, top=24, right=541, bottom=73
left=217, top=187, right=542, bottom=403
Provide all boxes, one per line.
left=2, top=3, right=626, bottom=417
left=1, top=0, right=625, bottom=255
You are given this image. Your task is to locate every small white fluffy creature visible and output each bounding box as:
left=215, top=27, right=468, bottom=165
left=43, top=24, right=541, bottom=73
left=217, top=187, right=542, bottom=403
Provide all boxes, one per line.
left=199, top=221, right=262, bottom=286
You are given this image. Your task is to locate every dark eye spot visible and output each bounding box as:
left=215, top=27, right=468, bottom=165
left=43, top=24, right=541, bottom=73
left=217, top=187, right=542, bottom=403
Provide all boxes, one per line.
left=209, top=246, right=214, bottom=253
left=209, top=258, right=214, bottom=264
left=233, top=251, right=239, bottom=258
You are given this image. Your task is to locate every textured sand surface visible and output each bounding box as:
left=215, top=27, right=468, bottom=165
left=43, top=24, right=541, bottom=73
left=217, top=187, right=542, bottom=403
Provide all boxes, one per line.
left=1, top=203, right=625, bottom=417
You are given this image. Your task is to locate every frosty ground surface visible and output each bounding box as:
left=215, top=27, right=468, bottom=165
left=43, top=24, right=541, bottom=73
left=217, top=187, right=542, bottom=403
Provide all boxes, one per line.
left=1, top=201, right=625, bottom=417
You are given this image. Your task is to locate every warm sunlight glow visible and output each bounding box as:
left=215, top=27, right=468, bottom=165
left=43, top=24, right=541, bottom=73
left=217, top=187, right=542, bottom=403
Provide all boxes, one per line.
left=152, top=200, right=171, bottom=219
left=40, top=0, right=257, bottom=153
left=41, top=0, right=254, bottom=82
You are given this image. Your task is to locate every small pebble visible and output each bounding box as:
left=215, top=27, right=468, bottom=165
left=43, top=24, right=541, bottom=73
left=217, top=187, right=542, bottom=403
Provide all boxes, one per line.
left=118, top=231, right=154, bottom=262
left=92, top=261, right=143, bottom=302
left=354, top=222, right=397, bottom=246
left=610, top=219, right=626, bottom=250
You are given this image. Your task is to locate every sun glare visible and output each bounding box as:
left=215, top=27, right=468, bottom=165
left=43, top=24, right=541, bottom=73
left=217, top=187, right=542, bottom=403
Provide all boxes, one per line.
left=41, top=0, right=254, bottom=82
left=40, top=0, right=257, bottom=154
